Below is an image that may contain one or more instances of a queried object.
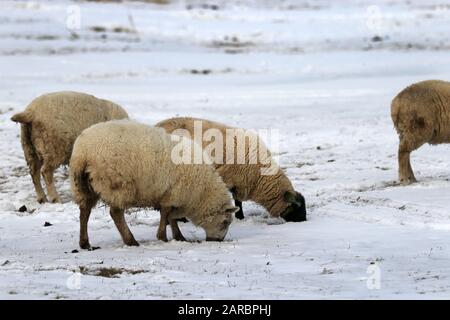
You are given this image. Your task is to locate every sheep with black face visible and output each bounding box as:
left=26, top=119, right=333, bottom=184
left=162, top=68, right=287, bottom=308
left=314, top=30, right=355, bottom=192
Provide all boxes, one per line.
left=156, top=117, right=307, bottom=222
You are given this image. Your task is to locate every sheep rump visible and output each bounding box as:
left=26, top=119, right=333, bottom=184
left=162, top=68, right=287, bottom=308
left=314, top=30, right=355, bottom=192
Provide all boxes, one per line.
left=391, top=80, right=450, bottom=184
left=10, top=91, right=128, bottom=203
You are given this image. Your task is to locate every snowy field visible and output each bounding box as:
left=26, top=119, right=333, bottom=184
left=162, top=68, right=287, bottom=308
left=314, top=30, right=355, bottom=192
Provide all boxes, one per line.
left=1, top=0, right=450, bottom=299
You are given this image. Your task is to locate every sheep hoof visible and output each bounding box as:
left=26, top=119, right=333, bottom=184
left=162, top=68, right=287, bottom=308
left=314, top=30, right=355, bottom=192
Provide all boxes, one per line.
left=79, top=241, right=91, bottom=250
left=37, top=196, right=48, bottom=204
left=157, top=234, right=168, bottom=242
left=49, top=197, right=61, bottom=204
left=126, top=239, right=140, bottom=246
left=400, top=177, right=417, bottom=185
left=174, top=234, right=186, bottom=242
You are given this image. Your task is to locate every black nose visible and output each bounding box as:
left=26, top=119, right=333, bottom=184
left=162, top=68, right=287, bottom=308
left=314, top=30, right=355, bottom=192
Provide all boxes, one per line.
left=283, top=208, right=307, bottom=222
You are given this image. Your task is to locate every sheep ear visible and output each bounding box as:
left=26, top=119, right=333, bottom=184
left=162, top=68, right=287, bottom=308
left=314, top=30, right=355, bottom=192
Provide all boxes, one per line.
left=284, top=191, right=297, bottom=203
left=224, top=206, right=239, bottom=214
left=284, top=191, right=302, bottom=207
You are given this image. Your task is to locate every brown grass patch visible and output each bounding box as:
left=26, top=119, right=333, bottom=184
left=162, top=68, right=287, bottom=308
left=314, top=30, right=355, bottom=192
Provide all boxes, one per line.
left=79, top=266, right=146, bottom=278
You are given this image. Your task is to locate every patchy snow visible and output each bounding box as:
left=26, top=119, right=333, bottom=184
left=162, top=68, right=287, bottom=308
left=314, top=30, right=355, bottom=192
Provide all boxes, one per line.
left=1, top=0, right=450, bottom=299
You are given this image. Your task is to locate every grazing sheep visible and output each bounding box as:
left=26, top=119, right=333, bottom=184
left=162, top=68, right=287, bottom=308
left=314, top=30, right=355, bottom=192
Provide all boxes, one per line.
left=70, top=120, right=238, bottom=248
left=391, top=80, right=450, bottom=184
left=10, top=91, right=128, bottom=203
left=156, top=117, right=306, bottom=222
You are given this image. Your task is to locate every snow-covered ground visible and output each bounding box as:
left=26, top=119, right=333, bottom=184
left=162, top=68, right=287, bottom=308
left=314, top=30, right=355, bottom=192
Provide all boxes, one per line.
left=1, top=0, right=450, bottom=299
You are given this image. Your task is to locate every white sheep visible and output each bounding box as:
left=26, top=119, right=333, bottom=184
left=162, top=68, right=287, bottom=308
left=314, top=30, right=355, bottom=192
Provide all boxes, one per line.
left=69, top=120, right=238, bottom=248
left=156, top=117, right=307, bottom=222
left=391, top=80, right=450, bottom=184
left=10, top=91, right=128, bottom=203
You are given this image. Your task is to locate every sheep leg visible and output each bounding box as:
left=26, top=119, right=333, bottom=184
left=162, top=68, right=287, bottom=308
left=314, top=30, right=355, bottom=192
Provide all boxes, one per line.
left=157, top=208, right=169, bottom=242
left=30, top=158, right=47, bottom=203
left=79, top=203, right=94, bottom=249
left=230, top=187, right=244, bottom=219
left=234, top=199, right=244, bottom=220
left=407, top=158, right=416, bottom=181
left=110, top=207, right=139, bottom=246
left=41, top=164, right=61, bottom=203
left=398, top=150, right=415, bottom=184
left=20, top=124, right=47, bottom=203
left=398, top=139, right=421, bottom=184
left=169, top=218, right=186, bottom=241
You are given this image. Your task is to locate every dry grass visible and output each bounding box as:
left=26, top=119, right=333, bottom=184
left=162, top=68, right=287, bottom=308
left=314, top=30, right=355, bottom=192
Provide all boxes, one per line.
left=79, top=266, right=147, bottom=278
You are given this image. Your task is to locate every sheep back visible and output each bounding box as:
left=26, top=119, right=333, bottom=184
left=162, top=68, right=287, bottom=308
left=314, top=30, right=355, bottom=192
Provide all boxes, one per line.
left=15, top=91, right=128, bottom=166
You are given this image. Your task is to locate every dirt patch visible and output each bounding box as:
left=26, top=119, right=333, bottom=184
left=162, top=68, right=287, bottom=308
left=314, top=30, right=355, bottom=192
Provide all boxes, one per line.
left=211, top=36, right=254, bottom=53
left=90, top=25, right=137, bottom=34
left=186, top=4, right=220, bottom=11
left=3, top=34, right=60, bottom=41
left=186, top=68, right=233, bottom=75
left=112, top=26, right=135, bottom=34
left=90, top=26, right=107, bottom=33
left=78, top=266, right=146, bottom=278
left=375, top=166, right=390, bottom=171
left=36, top=35, right=59, bottom=41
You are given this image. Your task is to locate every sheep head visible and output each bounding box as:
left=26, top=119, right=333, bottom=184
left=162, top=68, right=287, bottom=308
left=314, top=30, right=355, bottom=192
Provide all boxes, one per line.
left=281, top=191, right=307, bottom=222
left=204, top=204, right=238, bottom=241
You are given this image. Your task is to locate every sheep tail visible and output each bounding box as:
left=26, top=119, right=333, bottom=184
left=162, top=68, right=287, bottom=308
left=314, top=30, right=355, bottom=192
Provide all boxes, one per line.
left=70, top=157, right=96, bottom=206
left=18, top=122, right=41, bottom=172
left=11, top=111, right=32, bottom=124
left=390, top=96, right=401, bottom=130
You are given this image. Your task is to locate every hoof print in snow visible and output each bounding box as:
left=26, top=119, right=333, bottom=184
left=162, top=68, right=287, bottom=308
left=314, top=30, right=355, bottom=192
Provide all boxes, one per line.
left=44, top=222, right=53, bottom=227
left=18, top=205, right=27, bottom=212
left=71, top=249, right=79, bottom=254
left=1, top=260, right=10, bottom=266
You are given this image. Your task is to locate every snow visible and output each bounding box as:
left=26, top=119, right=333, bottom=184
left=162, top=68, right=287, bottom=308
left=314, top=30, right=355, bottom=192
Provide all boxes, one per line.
left=1, top=0, right=450, bottom=299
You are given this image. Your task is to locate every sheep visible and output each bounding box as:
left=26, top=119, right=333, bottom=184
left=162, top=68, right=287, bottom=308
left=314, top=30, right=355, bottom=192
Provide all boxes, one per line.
left=10, top=91, right=128, bottom=203
left=391, top=80, right=450, bottom=184
left=69, top=120, right=238, bottom=248
left=156, top=117, right=307, bottom=222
